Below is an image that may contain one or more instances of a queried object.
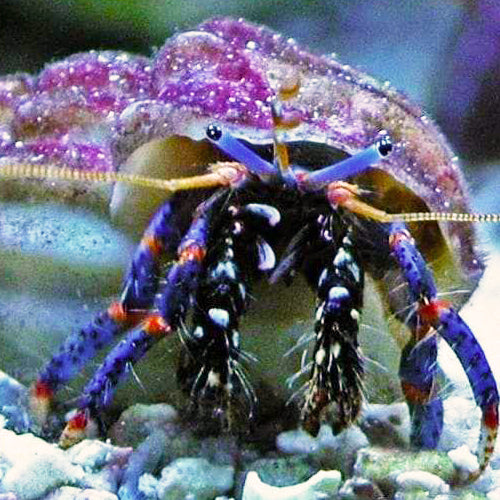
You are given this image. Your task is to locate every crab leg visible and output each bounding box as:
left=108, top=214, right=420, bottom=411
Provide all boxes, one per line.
left=57, top=191, right=227, bottom=447
left=388, top=222, right=444, bottom=449
left=399, top=333, right=444, bottom=449
left=31, top=199, right=181, bottom=423
left=301, top=218, right=365, bottom=436
left=180, top=202, right=278, bottom=426
left=389, top=222, right=499, bottom=475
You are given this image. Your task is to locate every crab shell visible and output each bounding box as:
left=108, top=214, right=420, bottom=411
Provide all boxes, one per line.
left=0, top=17, right=482, bottom=289
left=0, top=18, right=482, bottom=408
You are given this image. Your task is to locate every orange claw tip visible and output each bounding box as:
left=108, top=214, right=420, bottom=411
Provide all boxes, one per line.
left=67, top=410, right=88, bottom=431
left=32, top=380, right=54, bottom=400
left=401, top=381, right=433, bottom=405
left=388, top=230, right=412, bottom=249
left=107, top=302, right=128, bottom=323
left=58, top=410, right=98, bottom=449
left=179, top=243, right=206, bottom=263
left=29, top=381, right=53, bottom=425
left=108, top=302, right=147, bottom=327
left=141, top=234, right=163, bottom=256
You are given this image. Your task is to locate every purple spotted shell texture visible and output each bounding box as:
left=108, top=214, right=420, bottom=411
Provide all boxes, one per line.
left=0, top=17, right=482, bottom=286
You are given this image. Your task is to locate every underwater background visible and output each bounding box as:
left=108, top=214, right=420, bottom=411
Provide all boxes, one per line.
left=0, top=1, right=500, bottom=499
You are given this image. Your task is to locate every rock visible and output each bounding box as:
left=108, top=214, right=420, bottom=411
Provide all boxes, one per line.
left=438, top=396, right=481, bottom=453
left=0, top=430, right=136, bottom=498
left=394, top=493, right=437, bottom=500
left=197, top=435, right=241, bottom=467
left=66, top=439, right=132, bottom=470
left=276, top=428, right=321, bottom=455
left=358, top=403, right=410, bottom=448
left=448, top=445, right=480, bottom=483
left=137, top=473, right=159, bottom=499
left=488, top=487, right=500, bottom=499
left=0, top=429, right=84, bottom=499
left=393, top=470, right=450, bottom=496
left=0, top=370, right=31, bottom=433
left=353, top=447, right=456, bottom=497
left=276, top=424, right=369, bottom=476
left=243, top=456, right=317, bottom=489
left=338, top=477, right=385, bottom=499
left=241, top=469, right=341, bottom=500
left=489, top=453, right=500, bottom=471
left=0, top=494, right=16, bottom=500
left=119, top=429, right=169, bottom=500
left=435, top=493, right=484, bottom=500
left=108, top=403, right=178, bottom=448
left=66, top=439, right=132, bottom=493
left=234, top=455, right=317, bottom=500
left=156, top=457, right=234, bottom=500
left=44, top=486, right=118, bottom=499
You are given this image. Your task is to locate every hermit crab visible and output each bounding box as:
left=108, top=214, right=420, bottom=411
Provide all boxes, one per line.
left=0, top=17, right=498, bottom=481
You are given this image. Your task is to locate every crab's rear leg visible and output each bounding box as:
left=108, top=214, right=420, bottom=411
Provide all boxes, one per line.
left=31, top=199, right=182, bottom=423
left=399, top=330, right=443, bottom=449
left=58, top=190, right=227, bottom=447
left=389, top=223, right=499, bottom=476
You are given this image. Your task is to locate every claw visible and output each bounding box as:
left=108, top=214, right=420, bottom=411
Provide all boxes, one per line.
left=432, top=303, right=499, bottom=472
left=389, top=223, right=499, bottom=477
left=59, top=410, right=98, bottom=449
left=29, top=380, right=54, bottom=427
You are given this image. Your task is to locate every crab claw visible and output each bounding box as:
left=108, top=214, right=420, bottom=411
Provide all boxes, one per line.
left=58, top=409, right=98, bottom=448
left=29, top=380, right=54, bottom=426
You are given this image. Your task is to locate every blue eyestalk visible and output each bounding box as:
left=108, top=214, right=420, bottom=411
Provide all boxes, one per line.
left=306, top=133, right=393, bottom=186
left=206, top=124, right=276, bottom=177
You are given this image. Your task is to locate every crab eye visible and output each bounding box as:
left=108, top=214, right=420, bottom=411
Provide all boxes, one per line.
left=376, top=134, right=393, bottom=157
left=206, top=124, right=223, bottom=141
left=206, top=123, right=275, bottom=176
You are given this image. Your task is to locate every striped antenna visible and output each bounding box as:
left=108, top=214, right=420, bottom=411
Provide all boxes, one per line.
left=2, top=162, right=498, bottom=223
left=0, top=161, right=245, bottom=192
left=387, top=212, right=500, bottom=223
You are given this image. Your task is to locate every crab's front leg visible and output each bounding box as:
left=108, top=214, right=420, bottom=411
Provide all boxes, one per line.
left=387, top=222, right=444, bottom=449
left=278, top=209, right=366, bottom=436
left=298, top=139, right=498, bottom=476
left=31, top=198, right=182, bottom=423
left=58, top=190, right=227, bottom=447
left=209, top=128, right=392, bottom=435
left=389, top=222, right=499, bottom=477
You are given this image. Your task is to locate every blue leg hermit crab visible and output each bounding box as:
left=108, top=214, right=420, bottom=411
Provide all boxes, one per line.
left=0, top=17, right=498, bottom=481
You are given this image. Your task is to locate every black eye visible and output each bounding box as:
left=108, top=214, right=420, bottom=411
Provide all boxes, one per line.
left=206, top=124, right=223, bottom=141
left=377, top=135, right=393, bottom=157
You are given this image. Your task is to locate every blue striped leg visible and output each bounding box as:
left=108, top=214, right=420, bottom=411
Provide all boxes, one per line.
left=389, top=222, right=499, bottom=476
left=32, top=200, right=181, bottom=423
left=58, top=191, right=226, bottom=447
